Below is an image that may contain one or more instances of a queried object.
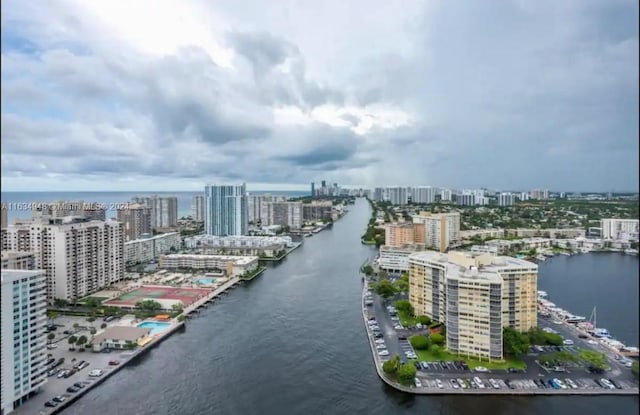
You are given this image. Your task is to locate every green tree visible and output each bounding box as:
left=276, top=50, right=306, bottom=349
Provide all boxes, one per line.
left=362, top=265, right=374, bottom=276
left=372, top=279, right=397, bottom=299
left=377, top=270, right=388, bottom=280
left=503, top=327, right=530, bottom=357
left=409, top=335, right=431, bottom=350
left=68, top=335, right=77, bottom=350
left=544, top=333, right=563, bottom=346
left=394, top=300, right=414, bottom=315
left=416, top=315, right=431, bottom=325
left=100, top=323, right=107, bottom=329
left=135, top=300, right=163, bottom=311
left=430, top=333, right=445, bottom=346
left=87, top=317, right=96, bottom=328
left=579, top=349, right=608, bottom=370
left=171, top=303, right=184, bottom=314
left=76, top=335, right=88, bottom=350
left=383, top=354, right=401, bottom=375
left=396, top=363, right=417, bottom=385
left=47, top=310, right=60, bottom=325
left=430, top=344, right=442, bottom=356
left=47, top=333, right=55, bottom=344
left=394, top=274, right=409, bottom=293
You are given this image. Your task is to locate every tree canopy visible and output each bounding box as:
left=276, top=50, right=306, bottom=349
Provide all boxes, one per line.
left=372, top=279, right=397, bottom=299
left=503, top=327, right=530, bottom=357
left=409, top=335, right=431, bottom=350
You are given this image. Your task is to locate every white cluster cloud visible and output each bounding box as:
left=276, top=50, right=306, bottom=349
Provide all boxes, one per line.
left=1, top=0, right=638, bottom=191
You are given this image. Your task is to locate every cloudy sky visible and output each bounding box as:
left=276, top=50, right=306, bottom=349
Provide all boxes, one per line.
left=1, top=0, right=638, bottom=192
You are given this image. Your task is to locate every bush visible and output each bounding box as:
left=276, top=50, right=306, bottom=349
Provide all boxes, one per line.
left=416, top=315, right=431, bottom=325
left=545, top=333, right=563, bottom=346
left=410, top=335, right=431, bottom=350
left=430, top=333, right=445, bottom=346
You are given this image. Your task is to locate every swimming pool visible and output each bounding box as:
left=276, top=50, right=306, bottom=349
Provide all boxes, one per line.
left=197, top=278, right=216, bottom=285
left=138, top=321, right=171, bottom=336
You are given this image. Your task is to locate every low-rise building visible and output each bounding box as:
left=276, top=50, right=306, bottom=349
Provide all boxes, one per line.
left=90, top=326, right=152, bottom=352
left=184, top=235, right=293, bottom=257
left=158, top=254, right=258, bottom=277
left=378, top=244, right=425, bottom=273
left=124, top=232, right=181, bottom=265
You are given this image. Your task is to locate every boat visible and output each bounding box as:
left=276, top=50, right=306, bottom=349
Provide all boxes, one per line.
left=537, top=290, right=548, bottom=298
left=565, top=315, right=586, bottom=324
left=304, top=233, right=313, bottom=237
left=624, top=249, right=638, bottom=256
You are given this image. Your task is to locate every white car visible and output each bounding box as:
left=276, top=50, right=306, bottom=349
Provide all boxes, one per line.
left=600, top=379, right=615, bottom=389
left=378, top=350, right=390, bottom=356
left=414, top=378, right=422, bottom=388
left=376, top=344, right=387, bottom=350
left=563, top=339, right=574, bottom=345
left=474, top=366, right=489, bottom=373
left=436, top=379, right=444, bottom=389
left=375, top=339, right=385, bottom=344
left=370, top=326, right=380, bottom=331
left=89, top=369, right=104, bottom=377
left=587, top=340, right=598, bottom=345
left=489, top=379, right=500, bottom=389
left=47, top=344, right=58, bottom=350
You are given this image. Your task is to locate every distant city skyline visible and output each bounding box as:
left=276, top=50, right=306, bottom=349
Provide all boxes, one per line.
left=2, top=1, right=638, bottom=193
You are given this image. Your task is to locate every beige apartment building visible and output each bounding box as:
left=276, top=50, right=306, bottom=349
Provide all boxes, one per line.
left=409, top=250, right=537, bottom=360
left=385, top=223, right=420, bottom=247
left=2, top=217, right=124, bottom=304
left=412, top=212, right=461, bottom=252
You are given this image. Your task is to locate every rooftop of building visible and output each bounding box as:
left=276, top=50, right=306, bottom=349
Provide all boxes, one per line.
left=380, top=244, right=426, bottom=252
left=1, top=251, right=35, bottom=259
left=160, top=254, right=258, bottom=264
left=1, top=269, right=44, bottom=285
left=409, top=250, right=537, bottom=283
left=92, top=326, right=152, bottom=343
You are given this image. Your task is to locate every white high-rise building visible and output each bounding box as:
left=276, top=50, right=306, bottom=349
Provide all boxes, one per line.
left=387, top=187, right=409, bottom=205
left=440, top=189, right=453, bottom=202
left=519, top=192, right=530, bottom=202
left=412, top=186, right=438, bottom=204
left=191, top=195, right=205, bottom=222
left=1, top=218, right=125, bottom=303
left=372, top=188, right=385, bottom=202
left=601, top=219, right=639, bottom=241
left=1, top=269, right=48, bottom=414
left=204, top=184, right=248, bottom=236
left=412, top=212, right=461, bottom=252
left=498, top=193, right=516, bottom=207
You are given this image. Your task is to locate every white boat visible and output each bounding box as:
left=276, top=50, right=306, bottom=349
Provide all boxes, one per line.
left=624, top=249, right=638, bottom=255
left=537, top=291, right=548, bottom=298
left=565, top=315, right=586, bottom=323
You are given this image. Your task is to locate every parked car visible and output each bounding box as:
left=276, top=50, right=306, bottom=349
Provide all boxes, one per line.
left=414, top=378, right=422, bottom=388
left=44, top=401, right=58, bottom=408
left=52, top=396, right=66, bottom=403
left=67, top=386, right=79, bottom=393
left=89, top=369, right=104, bottom=377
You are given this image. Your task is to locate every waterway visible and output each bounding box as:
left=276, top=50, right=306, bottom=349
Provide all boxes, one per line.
left=538, top=253, right=639, bottom=346
left=62, top=198, right=639, bottom=415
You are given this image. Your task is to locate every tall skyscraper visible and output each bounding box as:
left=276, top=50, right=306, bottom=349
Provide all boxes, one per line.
left=1, top=269, right=48, bottom=414
left=204, top=184, right=248, bottom=236
left=311, top=182, right=315, bottom=198
left=117, top=203, right=151, bottom=241
left=192, top=195, right=205, bottom=222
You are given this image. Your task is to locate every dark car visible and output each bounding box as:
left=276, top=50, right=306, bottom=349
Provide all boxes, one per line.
left=578, top=334, right=588, bottom=338
left=74, top=382, right=85, bottom=388
left=44, top=401, right=58, bottom=408
left=609, top=379, right=623, bottom=389
left=63, top=330, right=73, bottom=335
left=67, top=386, right=79, bottom=393
left=398, top=335, right=407, bottom=340
left=413, top=361, right=421, bottom=370
left=588, top=366, right=605, bottom=374
left=507, top=368, right=525, bottom=373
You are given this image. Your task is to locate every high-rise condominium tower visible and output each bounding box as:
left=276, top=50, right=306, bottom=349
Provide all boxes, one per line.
left=204, top=184, right=248, bottom=236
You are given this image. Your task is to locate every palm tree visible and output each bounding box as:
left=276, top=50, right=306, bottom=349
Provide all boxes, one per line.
left=47, top=333, right=55, bottom=345
left=68, top=335, right=77, bottom=351
left=77, top=335, right=89, bottom=351
left=47, top=310, right=60, bottom=326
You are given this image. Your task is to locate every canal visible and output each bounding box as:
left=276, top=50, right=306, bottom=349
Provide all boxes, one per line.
left=63, top=198, right=639, bottom=415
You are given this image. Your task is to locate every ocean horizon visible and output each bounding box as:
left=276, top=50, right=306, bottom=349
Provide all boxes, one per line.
left=1, top=190, right=309, bottom=221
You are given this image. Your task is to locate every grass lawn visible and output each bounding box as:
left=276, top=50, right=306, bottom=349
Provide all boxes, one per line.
left=414, top=348, right=526, bottom=370
left=81, top=296, right=109, bottom=303
left=397, top=309, right=417, bottom=327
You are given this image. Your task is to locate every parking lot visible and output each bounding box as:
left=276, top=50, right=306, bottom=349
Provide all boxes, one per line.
left=364, top=285, right=639, bottom=394
left=14, top=315, right=141, bottom=415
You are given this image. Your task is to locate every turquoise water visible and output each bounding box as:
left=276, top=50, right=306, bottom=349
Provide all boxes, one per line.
left=198, top=278, right=216, bottom=285
left=138, top=321, right=170, bottom=336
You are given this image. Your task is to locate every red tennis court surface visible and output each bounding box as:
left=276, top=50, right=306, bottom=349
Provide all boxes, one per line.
left=104, top=285, right=211, bottom=307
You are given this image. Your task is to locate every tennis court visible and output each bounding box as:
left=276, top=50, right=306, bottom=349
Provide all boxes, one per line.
left=104, top=285, right=211, bottom=308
